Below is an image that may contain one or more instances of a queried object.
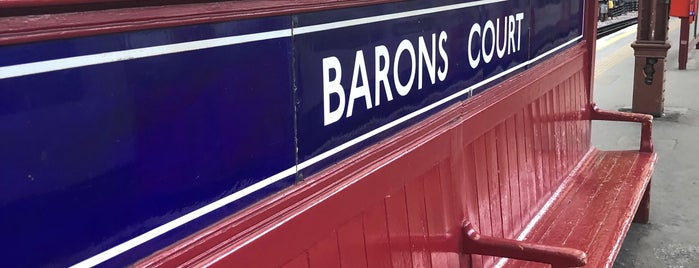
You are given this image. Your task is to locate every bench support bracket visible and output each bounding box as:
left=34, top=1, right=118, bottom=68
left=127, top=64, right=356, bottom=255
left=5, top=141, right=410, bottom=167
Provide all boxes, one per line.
left=461, top=223, right=587, bottom=267
left=590, top=104, right=654, bottom=153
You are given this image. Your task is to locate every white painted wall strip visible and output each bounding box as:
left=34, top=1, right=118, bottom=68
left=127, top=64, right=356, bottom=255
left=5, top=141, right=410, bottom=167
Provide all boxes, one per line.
left=71, top=34, right=582, bottom=268
left=70, top=166, right=297, bottom=268
left=0, top=29, right=292, bottom=79
left=293, top=0, right=507, bottom=34
left=0, top=0, right=506, bottom=80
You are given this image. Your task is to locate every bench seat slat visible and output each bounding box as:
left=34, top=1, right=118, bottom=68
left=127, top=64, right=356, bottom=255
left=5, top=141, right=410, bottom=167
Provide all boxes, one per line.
left=577, top=151, right=656, bottom=267
left=503, top=149, right=656, bottom=268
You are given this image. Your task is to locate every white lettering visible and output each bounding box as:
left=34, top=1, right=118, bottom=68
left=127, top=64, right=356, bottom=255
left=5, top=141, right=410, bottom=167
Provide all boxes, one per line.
left=508, top=15, right=516, bottom=54
left=418, top=34, right=437, bottom=90
left=323, top=57, right=345, bottom=126
left=438, top=31, right=449, bottom=81
left=516, top=12, right=524, bottom=51
left=393, top=39, right=416, bottom=96
left=374, top=45, right=393, bottom=106
left=346, top=51, right=373, bottom=118
left=482, top=20, right=495, bottom=64
left=468, top=23, right=481, bottom=69
left=496, top=18, right=507, bottom=58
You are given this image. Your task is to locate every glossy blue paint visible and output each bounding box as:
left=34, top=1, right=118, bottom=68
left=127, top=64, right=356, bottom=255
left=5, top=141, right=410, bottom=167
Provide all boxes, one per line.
left=295, top=0, right=584, bottom=175
left=0, top=16, right=295, bottom=267
left=530, top=0, right=585, bottom=60
left=0, top=0, right=584, bottom=266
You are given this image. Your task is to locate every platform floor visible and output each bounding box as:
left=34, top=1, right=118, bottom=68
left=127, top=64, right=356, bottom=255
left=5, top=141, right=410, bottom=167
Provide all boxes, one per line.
left=592, top=18, right=699, bottom=267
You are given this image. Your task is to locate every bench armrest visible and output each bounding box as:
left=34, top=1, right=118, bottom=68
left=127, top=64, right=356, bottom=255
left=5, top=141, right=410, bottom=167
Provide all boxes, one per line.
left=590, top=104, right=654, bottom=153
left=462, top=223, right=587, bottom=267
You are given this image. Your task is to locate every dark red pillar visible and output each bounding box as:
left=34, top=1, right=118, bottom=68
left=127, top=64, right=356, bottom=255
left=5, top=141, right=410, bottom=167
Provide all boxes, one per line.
left=679, top=17, right=690, bottom=70
left=631, top=0, right=671, bottom=116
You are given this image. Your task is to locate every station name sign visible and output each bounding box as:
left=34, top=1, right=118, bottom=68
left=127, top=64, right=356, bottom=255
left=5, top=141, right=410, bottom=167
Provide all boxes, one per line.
left=321, top=13, right=525, bottom=126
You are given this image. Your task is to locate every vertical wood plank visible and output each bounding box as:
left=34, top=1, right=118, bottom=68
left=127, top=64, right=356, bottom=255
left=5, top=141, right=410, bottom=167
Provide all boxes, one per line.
left=385, top=189, right=413, bottom=268
left=308, top=231, right=341, bottom=268
left=515, top=111, right=533, bottom=225
left=461, top=143, right=482, bottom=268
left=473, top=136, right=494, bottom=266
left=405, top=173, right=432, bottom=268
left=425, top=163, right=448, bottom=267
left=562, top=76, right=573, bottom=174
left=337, top=216, right=368, bottom=268
left=567, top=76, right=578, bottom=169
left=363, top=202, right=393, bottom=268
left=458, top=142, right=481, bottom=227
left=553, top=85, right=566, bottom=184
left=504, top=117, right=523, bottom=235
left=485, top=130, right=504, bottom=240
left=544, top=91, right=557, bottom=194
left=496, top=124, right=516, bottom=238
left=530, top=100, right=546, bottom=206
left=575, top=71, right=585, bottom=158
left=441, top=161, right=465, bottom=268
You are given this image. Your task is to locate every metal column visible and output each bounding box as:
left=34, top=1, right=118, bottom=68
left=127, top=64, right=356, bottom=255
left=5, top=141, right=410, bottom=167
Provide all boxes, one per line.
left=631, top=0, right=671, bottom=116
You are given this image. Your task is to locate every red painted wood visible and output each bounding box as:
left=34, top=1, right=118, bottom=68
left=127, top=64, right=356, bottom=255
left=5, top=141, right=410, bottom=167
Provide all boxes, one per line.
left=363, top=201, right=393, bottom=268
left=405, top=173, right=432, bottom=268
left=0, top=0, right=400, bottom=45
left=633, top=180, right=651, bottom=224
left=561, top=79, right=579, bottom=174
left=515, top=110, right=533, bottom=224
left=462, top=223, right=587, bottom=267
left=530, top=100, right=546, bottom=206
left=472, top=136, right=495, bottom=267
left=337, top=216, right=368, bottom=268
left=486, top=130, right=507, bottom=266
left=579, top=154, right=655, bottom=266
left=499, top=121, right=522, bottom=237
left=485, top=130, right=504, bottom=240
left=424, top=162, right=461, bottom=267
left=554, top=85, right=567, bottom=181
left=575, top=72, right=586, bottom=159
left=281, top=252, right=309, bottom=268
left=450, top=130, right=476, bottom=229
left=502, top=150, right=656, bottom=268
left=534, top=152, right=619, bottom=247
left=479, top=152, right=656, bottom=268
left=591, top=106, right=654, bottom=153
left=459, top=144, right=481, bottom=268
left=544, top=92, right=557, bottom=192
left=1, top=0, right=134, bottom=8
left=385, top=189, right=413, bottom=268
left=308, top=231, right=341, bottom=268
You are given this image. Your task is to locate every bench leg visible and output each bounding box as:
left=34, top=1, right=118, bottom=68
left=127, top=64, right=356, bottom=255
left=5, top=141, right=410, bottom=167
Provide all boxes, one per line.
left=633, top=179, right=651, bottom=224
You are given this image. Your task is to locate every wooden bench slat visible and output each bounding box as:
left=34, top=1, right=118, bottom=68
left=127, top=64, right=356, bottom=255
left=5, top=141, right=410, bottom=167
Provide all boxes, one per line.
left=514, top=150, right=609, bottom=244
left=578, top=152, right=656, bottom=267
left=503, top=150, right=656, bottom=268
left=539, top=151, right=634, bottom=246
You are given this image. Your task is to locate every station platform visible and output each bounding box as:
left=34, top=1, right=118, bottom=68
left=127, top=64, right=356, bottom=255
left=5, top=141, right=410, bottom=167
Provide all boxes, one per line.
left=592, top=18, right=699, bottom=267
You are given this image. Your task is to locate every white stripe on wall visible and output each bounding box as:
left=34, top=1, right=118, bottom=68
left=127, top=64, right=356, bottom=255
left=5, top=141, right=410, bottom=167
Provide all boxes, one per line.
left=0, top=0, right=506, bottom=80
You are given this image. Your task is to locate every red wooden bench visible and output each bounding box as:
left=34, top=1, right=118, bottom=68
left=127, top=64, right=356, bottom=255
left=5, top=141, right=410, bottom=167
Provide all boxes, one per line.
left=137, top=46, right=658, bottom=268
left=135, top=1, right=658, bottom=266
left=462, top=105, right=656, bottom=267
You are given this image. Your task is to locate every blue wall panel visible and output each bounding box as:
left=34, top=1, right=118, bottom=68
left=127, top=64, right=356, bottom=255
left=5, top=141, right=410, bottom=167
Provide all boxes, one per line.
left=0, top=16, right=295, bottom=267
